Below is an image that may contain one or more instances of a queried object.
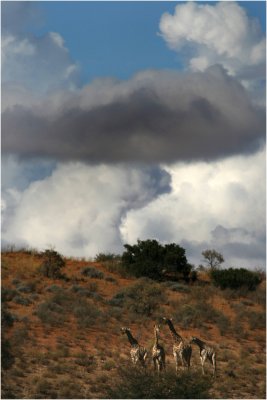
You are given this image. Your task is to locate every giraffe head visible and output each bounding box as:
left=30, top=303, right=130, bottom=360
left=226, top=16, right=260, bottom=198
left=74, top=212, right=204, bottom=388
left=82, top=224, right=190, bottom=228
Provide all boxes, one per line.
left=120, top=327, right=130, bottom=335
left=161, top=317, right=172, bottom=325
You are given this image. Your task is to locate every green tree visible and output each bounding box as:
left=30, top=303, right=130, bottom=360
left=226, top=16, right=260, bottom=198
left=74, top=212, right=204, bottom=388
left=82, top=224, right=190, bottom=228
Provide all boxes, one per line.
left=202, top=249, right=224, bottom=270
left=122, top=239, right=188, bottom=279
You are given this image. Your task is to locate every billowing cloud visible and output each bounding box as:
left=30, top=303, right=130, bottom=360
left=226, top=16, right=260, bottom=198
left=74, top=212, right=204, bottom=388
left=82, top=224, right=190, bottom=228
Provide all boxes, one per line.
left=120, top=147, right=266, bottom=268
left=1, top=2, right=79, bottom=93
left=159, top=1, right=266, bottom=78
left=2, top=161, right=171, bottom=256
left=2, top=66, right=265, bottom=163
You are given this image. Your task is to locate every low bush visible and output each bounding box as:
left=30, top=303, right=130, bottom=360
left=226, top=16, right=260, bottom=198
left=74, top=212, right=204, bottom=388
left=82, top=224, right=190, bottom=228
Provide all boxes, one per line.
left=74, top=353, right=96, bottom=369
left=39, top=249, right=65, bottom=279
left=13, top=295, right=32, bottom=306
left=247, top=311, right=266, bottom=330
left=2, top=287, right=18, bottom=302
left=81, top=266, right=104, bottom=279
left=165, top=282, right=190, bottom=293
left=35, top=300, right=67, bottom=326
left=2, top=307, right=15, bottom=328
left=73, top=298, right=102, bottom=328
left=105, top=365, right=212, bottom=398
left=34, top=378, right=57, bottom=399
left=105, top=276, right=117, bottom=284
left=210, top=268, right=262, bottom=291
left=110, top=278, right=167, bottom=316
left=57, top=379, right=84, bottom=399
left=46, top=284, right=61, bottom=293
left=17, top=283, right=36, bottom=293
left=95, top=253, right=121, bottom=262
left=1, top=339, right=15, bottom=370
left=174, top=300, right=230, bottom=331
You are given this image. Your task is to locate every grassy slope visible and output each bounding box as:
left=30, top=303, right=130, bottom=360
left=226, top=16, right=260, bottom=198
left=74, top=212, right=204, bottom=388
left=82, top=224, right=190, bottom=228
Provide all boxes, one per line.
left=1, top=251, right=266, bottom=399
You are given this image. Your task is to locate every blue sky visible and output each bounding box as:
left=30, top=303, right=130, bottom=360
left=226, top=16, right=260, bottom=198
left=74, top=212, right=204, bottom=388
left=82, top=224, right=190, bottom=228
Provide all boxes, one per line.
left=2, top=1, right=266, bottom=268
left=21, top=1, right=266, bottom=83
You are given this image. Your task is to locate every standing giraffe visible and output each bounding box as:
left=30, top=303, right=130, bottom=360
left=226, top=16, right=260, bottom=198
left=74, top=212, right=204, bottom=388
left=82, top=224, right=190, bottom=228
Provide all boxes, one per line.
left=162, top=317, right=192, bottom=372
left=152, top=324, right=166, bottom=373
left=190, top=336, right=217, bottom=377
left=120, top=327, right=148, bottom=367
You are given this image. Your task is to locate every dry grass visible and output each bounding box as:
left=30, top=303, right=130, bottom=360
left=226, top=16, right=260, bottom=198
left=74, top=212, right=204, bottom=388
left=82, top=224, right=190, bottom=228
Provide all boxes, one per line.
left=1, top=250, right=266, bottom=399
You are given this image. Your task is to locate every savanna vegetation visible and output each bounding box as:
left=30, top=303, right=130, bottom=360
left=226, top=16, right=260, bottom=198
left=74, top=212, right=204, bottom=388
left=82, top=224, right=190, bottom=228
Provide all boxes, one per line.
left=1, top=244, right=266, bottom=399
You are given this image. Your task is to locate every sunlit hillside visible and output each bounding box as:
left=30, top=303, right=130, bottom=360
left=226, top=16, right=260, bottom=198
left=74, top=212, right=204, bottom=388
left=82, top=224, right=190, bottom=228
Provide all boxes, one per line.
left=2, top=249, right=266, bottom=399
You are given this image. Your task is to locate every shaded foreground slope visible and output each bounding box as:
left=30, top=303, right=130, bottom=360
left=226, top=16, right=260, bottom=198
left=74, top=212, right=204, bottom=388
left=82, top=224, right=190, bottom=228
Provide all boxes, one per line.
left=2, top=250, right=266, bottom=399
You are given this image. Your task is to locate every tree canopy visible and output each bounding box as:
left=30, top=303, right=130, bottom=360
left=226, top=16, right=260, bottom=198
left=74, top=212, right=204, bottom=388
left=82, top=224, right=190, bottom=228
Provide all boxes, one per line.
left=121, top=239, right=189, bottom=279
left=202, top=249, right=224, bottom=270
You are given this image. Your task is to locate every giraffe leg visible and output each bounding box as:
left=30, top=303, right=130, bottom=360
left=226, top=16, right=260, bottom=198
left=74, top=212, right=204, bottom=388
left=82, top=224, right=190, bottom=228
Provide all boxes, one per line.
left=174, top=353, right=179, bottom=374
left=200, top=355, right=206, bottom=375
left=162, top=355, right=166, bottom=372
left=212, top=354, right=216, bottom=378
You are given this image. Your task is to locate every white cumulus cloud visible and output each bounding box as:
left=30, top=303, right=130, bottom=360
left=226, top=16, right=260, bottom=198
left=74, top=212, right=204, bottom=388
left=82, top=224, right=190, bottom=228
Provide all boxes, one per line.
left=2, top=162, right=171, bottom=257
left=159, top=1, right=266, bottom=79
left=120, top=146, right=266, bottom=268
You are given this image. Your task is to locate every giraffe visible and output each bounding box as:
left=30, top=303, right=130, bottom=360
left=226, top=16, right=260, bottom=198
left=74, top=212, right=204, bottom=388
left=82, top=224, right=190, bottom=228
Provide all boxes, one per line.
left=152, top=324, right=166, bottom=373
left=190, top=336, right=217, bottom=377
left=120, top=327, right=148, bottom=367
left=162, top=317, right=192, bottom=373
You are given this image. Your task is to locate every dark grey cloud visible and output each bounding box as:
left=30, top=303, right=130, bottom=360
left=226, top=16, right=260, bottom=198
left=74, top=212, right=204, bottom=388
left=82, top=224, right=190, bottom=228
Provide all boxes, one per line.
left=2, top=66, right=265, bottom=163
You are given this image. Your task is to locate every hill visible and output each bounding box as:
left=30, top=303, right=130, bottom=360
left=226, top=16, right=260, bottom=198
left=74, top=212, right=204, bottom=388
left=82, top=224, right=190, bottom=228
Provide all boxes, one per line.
left=2, top=249, right=266, bottom=399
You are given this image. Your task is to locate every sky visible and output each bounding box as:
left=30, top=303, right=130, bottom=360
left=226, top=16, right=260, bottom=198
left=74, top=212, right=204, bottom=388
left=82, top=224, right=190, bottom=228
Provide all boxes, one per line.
left=1, top=0, right=266, bottom=269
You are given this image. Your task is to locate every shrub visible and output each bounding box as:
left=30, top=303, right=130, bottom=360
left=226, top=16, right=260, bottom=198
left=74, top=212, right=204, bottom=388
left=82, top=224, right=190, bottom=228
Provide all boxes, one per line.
left=34, top=378, right=57, bottom=399
left=210, top=268, right=262, bottom=290
left=57, top=379, right=84, bottom=399
left=17, top=283, right=36, bottom=293
left=165, top=282, right=190, bottom=293
left=105, top=366, right=212, bottom=399
left=174, top=300, right=230, bottom=330
left=81, top=266, right=104, bottom=279
left=46, top=284, right=61, bottom=292
left=105, top=276, right=117, bottom=283
left=191, top=270, right=198, bottom=282
left=95, top=253, right=121, bottom=262
left=1, top=339, right=15, bottom=370
left=72, top=298, right=102, bottom=328
left=39, top=249, right=65, bottom=279
left=2, top=287, right=18, bottom=302
left=110, top=278, right=166, bottom=316
left=247, top=311, right=266, bottom=330
left=35, top=290, right=70, bottom=326
left=36, top=301, right=67, bottom=326
left=13, top=295, right=32, bottom=306
left=75, top=353, right=96, bottom=369
left=1, top=307, right=15, bottom=328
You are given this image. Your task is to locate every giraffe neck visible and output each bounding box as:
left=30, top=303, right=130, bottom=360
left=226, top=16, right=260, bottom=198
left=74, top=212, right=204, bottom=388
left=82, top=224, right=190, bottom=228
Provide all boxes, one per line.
left=193, top=338, right=206, bottom=350
left=154, top=328, right=159, bottom=347
left=166, top=320, right=183, bottom=343
left=125, top=330, right=139, bottom=346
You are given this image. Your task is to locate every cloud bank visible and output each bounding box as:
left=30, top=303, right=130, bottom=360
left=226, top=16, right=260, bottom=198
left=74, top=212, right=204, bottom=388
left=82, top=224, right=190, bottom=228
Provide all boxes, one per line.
left=2, top=66, right=265, bottom=163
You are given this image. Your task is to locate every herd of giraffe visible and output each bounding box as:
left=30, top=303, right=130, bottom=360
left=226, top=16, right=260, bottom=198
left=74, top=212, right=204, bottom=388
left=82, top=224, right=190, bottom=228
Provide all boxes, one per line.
left=121, top=317, right=217, bottom=377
